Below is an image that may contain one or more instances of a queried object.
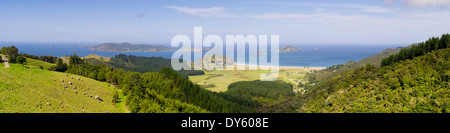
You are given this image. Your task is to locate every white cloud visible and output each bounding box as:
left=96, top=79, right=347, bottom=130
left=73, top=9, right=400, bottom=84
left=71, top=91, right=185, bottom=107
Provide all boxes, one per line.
left=400, top=0, right=450, bottom=8
left=164, top=6, right=230, bottom=18
left=250, top=12, right=370, bottom=24
left=163, top=4, right=450, bottom=31
left=164, top=5, right=378, bottom=24
left=275, top=2, right=394, bottom=13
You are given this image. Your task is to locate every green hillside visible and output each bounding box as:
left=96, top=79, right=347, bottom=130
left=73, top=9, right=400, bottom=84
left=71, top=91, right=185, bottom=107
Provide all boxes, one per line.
left=65, top=54, right=249, bottom=113
left=216, top=80, right=295, bottom=110
left=0, top=63, right=126, bottom=113
left=24, top=57, right=56, bottom=70
left=264, top=48, right=449, bottom=113
left=85, top=54, right=205, bottom=76
left=307, top=47, right=402, bottom=84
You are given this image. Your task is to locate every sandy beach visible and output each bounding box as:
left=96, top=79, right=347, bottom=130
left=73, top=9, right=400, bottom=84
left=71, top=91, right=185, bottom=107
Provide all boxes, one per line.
left=231, top=64, right=326, bottom=71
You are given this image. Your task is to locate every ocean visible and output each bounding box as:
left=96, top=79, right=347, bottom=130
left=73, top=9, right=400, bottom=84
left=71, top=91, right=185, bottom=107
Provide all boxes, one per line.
left=2, top=43, right=401, bottom=68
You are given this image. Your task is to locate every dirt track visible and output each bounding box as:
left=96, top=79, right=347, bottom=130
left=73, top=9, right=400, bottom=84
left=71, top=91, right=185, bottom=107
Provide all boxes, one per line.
left=1, top=55, right=9, bottom=68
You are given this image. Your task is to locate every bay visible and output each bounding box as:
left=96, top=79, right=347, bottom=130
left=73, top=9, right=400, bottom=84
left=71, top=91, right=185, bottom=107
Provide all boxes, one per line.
left=2, top=43, right=400, bottom=68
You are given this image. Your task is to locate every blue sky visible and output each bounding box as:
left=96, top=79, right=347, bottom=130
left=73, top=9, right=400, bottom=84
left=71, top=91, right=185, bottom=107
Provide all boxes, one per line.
left=1, top=0, right=450, bottom=45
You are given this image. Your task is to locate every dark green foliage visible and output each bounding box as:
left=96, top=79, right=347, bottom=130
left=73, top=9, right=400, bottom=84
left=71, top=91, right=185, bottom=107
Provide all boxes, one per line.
left=218, top=80, right=295, bottom=108
left=158, top=67, right=252, bottom=113
left=381, top=33, right=449, bottom=67
left=87, top=54, right=205, bottom=76
left=19, top=53, right=39, bottom=60
left=65, top=54, right=207, bottom=112
left=308, top=47, right=402, bottom=84
left=112, top=91, right=119, bottom=103
left=109, top=54, right=171, bottom=73
left=15, top=55, right=27, bottom=66
left=65, top=54, right=249, bottom=113
left=1, top=46, right=18, bottom=63
left=266, top=49, right=449, bottom=113
left=19, top=53, right=57, bottom=63
left=38, top=55, right=57, bottom=63
left=69, top=52, right=85, bottom=66
left=49, top=58, right=68, bottom=72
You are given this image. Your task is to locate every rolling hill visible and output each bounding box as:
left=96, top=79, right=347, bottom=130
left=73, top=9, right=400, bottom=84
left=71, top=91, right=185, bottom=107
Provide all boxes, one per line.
left=84, top=54, right=205, bottom=76
left=263, top=45, right=449, bottom=113
left=0, top=59, right=127, bottom=113
left=307, top=47, right=403, bottom=84
left=24, top=57, right=56, bottom=70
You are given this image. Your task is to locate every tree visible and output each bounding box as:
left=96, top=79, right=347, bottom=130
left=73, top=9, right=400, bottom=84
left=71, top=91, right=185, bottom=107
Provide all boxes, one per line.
left=1, top=46, right=18, bottom=63
left=381, top=33, right=449, bottom=67
left=55, top=58, right=68, bottom=72
left=16, top=55, right=27, bottom=66
left=441, top=33, right=450, bottom=49
left=112, top=91, right=119, bottom=103
left=0, top=47, right=6, bottom=54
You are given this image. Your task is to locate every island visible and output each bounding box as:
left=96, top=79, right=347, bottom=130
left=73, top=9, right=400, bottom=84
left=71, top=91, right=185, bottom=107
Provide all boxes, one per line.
left=86, top=42, right=174, bottom=52
left=280, top=45, right=302, bottom=53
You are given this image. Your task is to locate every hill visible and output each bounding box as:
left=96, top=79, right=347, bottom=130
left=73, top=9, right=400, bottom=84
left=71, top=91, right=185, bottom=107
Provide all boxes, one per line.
left=66, top=54, right=250, bottom=113
left=85, top=54, right=111, bottom=62
left=306, top=47, right=402, bottom=84
left=216, top=80, right=295, bottom=110
left=86, top=42, right=174, bottom=52
left=265, top=48, right=449, bottom=113
left=24, top=57, right=56, bottom=70
left=85, top=54, right=205, bottom=76
left=0, top=63, right=126, bottom=113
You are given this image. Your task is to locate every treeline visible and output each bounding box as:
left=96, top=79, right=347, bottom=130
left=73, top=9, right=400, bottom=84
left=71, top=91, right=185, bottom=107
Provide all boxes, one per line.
left=65, top=53, right=249, bottom=113
left=217, top=80, right=295, bottom=108
left=88, top=54, right=205, bottom=77
left=265, top=48, right=449, bottom=113
left=307, top=47, right=403, bottom=84
left=158, top=67, right=251, bottom=112
left=382, top=33, right=449, bottom=66
left=19, top=53, right=58, bottom=63
left=0, top=47, right=58, bottom=65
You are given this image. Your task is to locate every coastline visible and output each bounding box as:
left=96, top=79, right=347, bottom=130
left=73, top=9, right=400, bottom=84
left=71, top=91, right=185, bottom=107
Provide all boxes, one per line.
left=231, top=63, right=326, bottom=71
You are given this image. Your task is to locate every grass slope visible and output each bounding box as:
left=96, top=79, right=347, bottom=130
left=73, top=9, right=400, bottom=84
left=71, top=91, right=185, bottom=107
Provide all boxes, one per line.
left=84, top=54, right=111, bottom=62
left=24, top=57, right=56, bottom=70
left=0, top=63, right=126, bottom=113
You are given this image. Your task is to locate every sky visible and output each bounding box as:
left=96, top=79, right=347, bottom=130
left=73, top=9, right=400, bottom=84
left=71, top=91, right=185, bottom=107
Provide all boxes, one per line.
left=1, top=0, right=450, bottom=45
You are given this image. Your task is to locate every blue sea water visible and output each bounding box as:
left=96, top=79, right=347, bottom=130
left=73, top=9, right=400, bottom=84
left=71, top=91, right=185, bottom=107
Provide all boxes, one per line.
left=2, top=43, right=400, bottom=68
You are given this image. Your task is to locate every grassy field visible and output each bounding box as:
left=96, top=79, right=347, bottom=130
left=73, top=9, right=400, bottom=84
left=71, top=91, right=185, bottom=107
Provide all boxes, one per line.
left=0, top=63, right=127, bottom=113
left=24, top=57, right=56, bottom=70
left=189, top=68, right=312, bottom=92
left=84, top=54, right=111, bottom=62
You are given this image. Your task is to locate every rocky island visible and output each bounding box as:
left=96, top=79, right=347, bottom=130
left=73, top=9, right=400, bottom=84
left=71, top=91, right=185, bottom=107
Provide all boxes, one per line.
left=280, top=45, right=302, bottom=53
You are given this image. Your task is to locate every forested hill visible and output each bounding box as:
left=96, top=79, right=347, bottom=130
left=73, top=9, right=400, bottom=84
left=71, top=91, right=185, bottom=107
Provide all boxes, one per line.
left=299, top=49, right=449, bottom=113
left=263, top=34, right=449, bottom=113
left=2, top=46, right=250, bottom=113
left=64, top=53, right=252, bottom=113
left=85, top=54, right=205, bottom=76
left=309, top=33, right=449, bottom=85
left=307, top=47, right=403, bottom=84
left=86, top=42, right=174, bottom=52
left=382, top=34, right=450, bottom=67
